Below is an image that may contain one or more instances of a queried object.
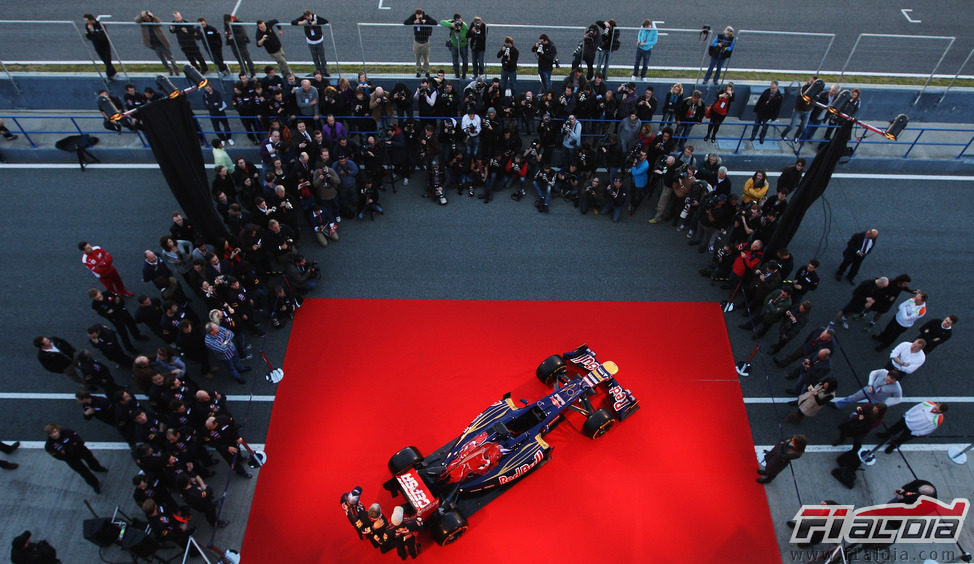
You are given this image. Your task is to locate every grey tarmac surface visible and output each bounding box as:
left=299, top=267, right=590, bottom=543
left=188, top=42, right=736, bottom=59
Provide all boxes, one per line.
left=0, top=164, right=971, bottom=561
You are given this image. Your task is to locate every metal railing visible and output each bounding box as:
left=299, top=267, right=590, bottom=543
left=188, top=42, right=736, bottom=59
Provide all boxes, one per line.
left=3, top=113, right=973, bottom=161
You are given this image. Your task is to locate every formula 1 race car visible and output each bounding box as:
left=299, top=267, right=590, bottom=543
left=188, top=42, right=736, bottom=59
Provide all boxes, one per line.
left=382, top=344, right=639, bottom=545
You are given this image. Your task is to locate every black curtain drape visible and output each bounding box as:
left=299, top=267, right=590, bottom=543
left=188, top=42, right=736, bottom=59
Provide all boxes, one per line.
left=765, top=120, right=854, bottom=259
left=140, top=96, right=229, bottom=243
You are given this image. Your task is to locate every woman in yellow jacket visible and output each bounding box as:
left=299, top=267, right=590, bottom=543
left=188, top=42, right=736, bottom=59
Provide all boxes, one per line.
left=741, top=169, right=769, bottom=204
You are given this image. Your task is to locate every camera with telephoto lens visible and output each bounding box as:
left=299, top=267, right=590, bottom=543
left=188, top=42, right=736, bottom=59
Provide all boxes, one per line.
left=307, top=260, right=321, bottom=279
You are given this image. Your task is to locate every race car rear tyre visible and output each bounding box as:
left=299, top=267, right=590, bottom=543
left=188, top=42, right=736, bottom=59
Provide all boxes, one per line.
left=432, top=510, right=468, bottom=546
left=536, top=355, right=566, bottom=386
left=582, top=408, right=615, bottom=439
left=388, top=446, right=424, bottom=474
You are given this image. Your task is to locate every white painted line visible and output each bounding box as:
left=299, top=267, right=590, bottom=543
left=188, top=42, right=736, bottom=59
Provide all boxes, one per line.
left=231, top=0, right=243, bottom=17
left=1, top=163, right=972, bottom=182
left=756, top=443, right=965, bottom=454
left=0, top=392, right=275, bottom=402
left=378, top=0, right=391, bottom=10
left=5, top=441, right=265, bottom=450
left=744, top=396, right=974, bottom=404
left=901, top=9, right=922, bottom=23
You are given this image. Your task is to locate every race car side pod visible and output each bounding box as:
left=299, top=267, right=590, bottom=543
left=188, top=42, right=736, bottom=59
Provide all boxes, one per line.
left=736, top=344, right=760, bottom=378
left=239, top=438, right=267, bottom=469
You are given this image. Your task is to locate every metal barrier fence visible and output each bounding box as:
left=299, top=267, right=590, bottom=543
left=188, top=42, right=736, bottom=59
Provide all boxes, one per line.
left=3, top=113, right=972, bottom=161
left=0, top=18, right=343, bottom=83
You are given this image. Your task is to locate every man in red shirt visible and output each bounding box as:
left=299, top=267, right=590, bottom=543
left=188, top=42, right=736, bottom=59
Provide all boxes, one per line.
left=79, top=241, right=133, bottom=296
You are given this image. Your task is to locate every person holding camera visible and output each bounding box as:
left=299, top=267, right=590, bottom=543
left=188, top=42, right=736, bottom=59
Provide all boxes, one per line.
left=531, top=35, right=558, bottom=94
left=560, top=115, right=582, bottom=169
left=460, top=106, right=483, bottom=158
left=594, top=19, right=620, bottom=78
left=440, top=13, right=469, bottom=79
left=467, top=16, right=488, bottom=79
left=600, top=176, right=629, bottom=222
left=496, top=36, right=519, bottom=95
left=285, top=255, right=319, bottom=295
left=404, top=9, right=437, bottom=77
left=574, top=23, right=601, bottom=80
left=704, top=26, right=736, bottom=85
left=675, top=90, right=705, bottom=150
left=531, top=163, right=558, bottom=213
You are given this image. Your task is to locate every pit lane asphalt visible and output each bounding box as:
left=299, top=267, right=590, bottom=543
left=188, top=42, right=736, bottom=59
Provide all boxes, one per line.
left=0, top=167, right=970, bottom=560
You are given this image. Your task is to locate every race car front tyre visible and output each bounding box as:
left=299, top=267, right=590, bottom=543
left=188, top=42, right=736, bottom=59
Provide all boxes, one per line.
left=388, top=446, right=424, bottom=474
left=536, top=354, right=566, bottom=386
left=432, top=510, right=468, bottom=546
left=582, top=408, right=615, bottom=439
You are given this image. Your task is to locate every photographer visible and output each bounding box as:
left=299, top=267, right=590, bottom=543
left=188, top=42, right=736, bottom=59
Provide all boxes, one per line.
left=560, top=115, right=582, bottom=168
left=504, top=153, right=531, bottom=198
left=628, top=149, right=651, bottom=216
left=413, top=78, right=439, bottom=126
left=677, top=176, right=713, bottom=235
left=483, top=151, right=506, bottom=200
left=460, top=107, right=482, bottom=158
left=467, top=16, right=488, bottom=79
left=447, top=150, right=470, bottom=196
left=703, top=25, right=736, bottom=85
left=285, top=255, right=318, bottom=295
left=594, top=19, right=620, bottom=78
left=574, top=23, right=601, bottom=80
left=675, top=90, right=705, bottom=150
left=578, top=176, right=604, bottom=215
left=555, top=162, right=582, bottom=203
left=531, top=34, right=558, bottom=93
left=531, top=162, right=557, bottom=213
left=439, top=13, right=469, bottom=79
left=516, top=91, right=538, bottom=134
left=496, top=36, right=519, bottom=95
left=599, top=176, right=629, bottom=222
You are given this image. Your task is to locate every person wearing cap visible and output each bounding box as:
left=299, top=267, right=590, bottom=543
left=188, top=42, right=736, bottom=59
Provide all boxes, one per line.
left=10, top=530, right=59, bottom=564
left=384, top=505, right=423, bottom=560
left=341, top=487, right=370, bottom=539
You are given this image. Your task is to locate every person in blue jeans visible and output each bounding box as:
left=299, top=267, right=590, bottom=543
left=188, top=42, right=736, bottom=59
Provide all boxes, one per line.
left=440, top=14, right=469, bottom=79
left=497, top=36, right=519, bottom=94
left=532, top=163, right=557, bottom=213
left=467, top=16, right=487, bottom=78
left=632, top=19, right=658, bottom=80
left=600, top=176, right=629, bottom=222
left=703, top=26, right=735, bottom=85
left=532, top=34, right=557, bottom=93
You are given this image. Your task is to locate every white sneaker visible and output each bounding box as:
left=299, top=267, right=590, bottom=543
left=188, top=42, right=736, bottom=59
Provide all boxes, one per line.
left=403, top=178, right=409, bottom=185
left=227, top=139, right=235, bottom=146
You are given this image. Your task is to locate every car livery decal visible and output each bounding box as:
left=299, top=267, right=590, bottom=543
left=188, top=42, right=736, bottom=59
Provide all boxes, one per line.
left=498, top=449, right=544, bottom=485
left=397, top=468, right=439, bottom=518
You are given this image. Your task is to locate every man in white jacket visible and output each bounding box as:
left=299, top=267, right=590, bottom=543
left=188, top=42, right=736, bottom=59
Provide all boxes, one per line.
left=874, top=291, right=927, bottom=350
left=878, top=401, right=947, bottom=453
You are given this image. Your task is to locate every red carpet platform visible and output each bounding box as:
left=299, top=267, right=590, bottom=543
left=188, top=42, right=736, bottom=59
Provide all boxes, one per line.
left=242, top=300, right=779, bottom=563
